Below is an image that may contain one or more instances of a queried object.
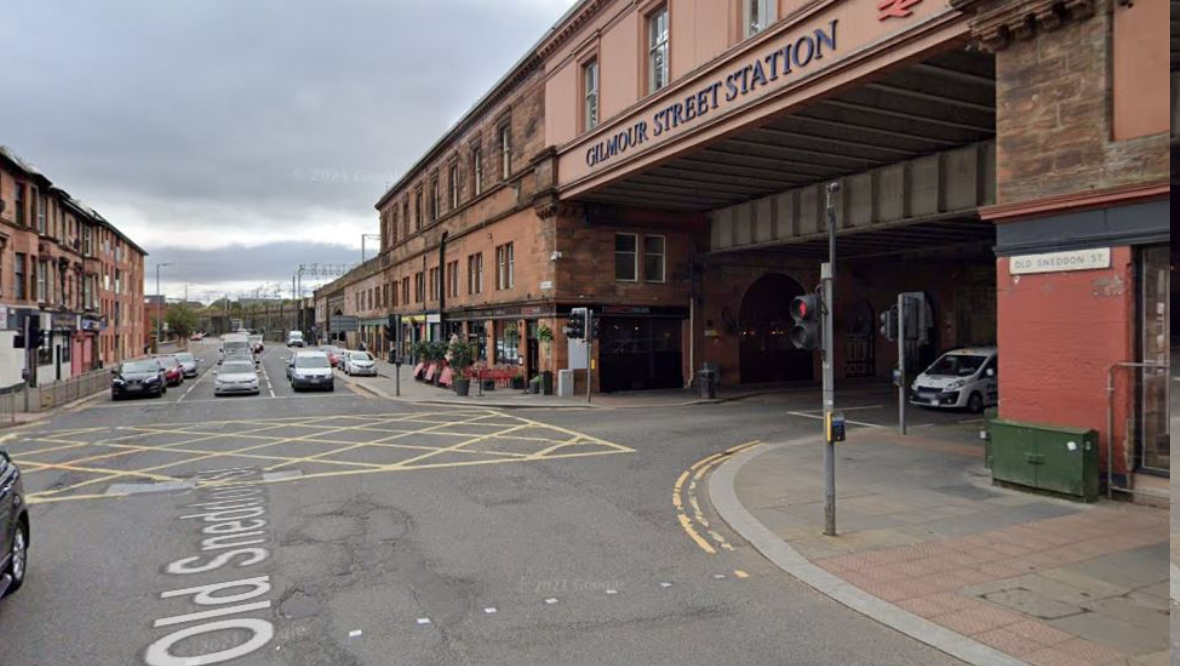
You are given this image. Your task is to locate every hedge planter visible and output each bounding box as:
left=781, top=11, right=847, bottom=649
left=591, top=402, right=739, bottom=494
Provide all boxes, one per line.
left=454, top=378, right=471, bottom=397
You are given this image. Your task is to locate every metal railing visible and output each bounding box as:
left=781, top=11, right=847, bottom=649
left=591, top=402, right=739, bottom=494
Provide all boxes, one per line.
left=32, top=369, right=110, bottom=412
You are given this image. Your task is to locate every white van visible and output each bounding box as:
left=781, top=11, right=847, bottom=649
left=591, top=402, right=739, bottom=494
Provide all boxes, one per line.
left=220, top=333, right=251, bottom=363
left=286, top=331, right=305, bottom=348
left=909, top=347, right=998, bottom=413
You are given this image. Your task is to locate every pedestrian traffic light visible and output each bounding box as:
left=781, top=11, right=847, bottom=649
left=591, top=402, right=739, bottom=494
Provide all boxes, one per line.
left=789, top=294, right=822, bottom=350
left=566, top=309, right=585, bottom=340
left=879, top=306, right=898, bottom=341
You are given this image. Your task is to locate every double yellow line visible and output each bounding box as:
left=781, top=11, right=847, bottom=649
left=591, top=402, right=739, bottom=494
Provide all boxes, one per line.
left=673, top=440, right=762, bottom=555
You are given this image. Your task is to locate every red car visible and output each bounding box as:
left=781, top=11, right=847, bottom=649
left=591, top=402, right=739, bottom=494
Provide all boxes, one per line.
left=155, top=356, right=185, bottom=387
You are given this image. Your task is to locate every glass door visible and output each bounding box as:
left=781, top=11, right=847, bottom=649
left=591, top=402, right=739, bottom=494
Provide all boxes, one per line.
left=1137, top=245, right=1169, bottom=473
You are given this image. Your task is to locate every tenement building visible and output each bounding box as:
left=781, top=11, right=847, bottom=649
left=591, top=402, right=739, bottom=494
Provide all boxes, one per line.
left=0, top=146, right=148, bottom=387
left=320, top=0, right=1169, bottom=492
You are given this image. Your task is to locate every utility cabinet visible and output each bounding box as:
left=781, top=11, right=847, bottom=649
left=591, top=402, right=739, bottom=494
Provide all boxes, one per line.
left=989, top=418, right=1099, bottom=502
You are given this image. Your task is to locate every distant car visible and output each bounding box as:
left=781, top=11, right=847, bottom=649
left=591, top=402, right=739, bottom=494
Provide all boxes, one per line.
left=344, top=351, right=378, bottom=377
left=248, top=335, right=264, bottom=354
left=111, top=358, right=167, bottom=399
left=909, top=347, right=998, bottom=413
left=155, top=356, right=185, bottom=386
left=189, top=333, right=205, bottom=342
left=333, top=349, right=350, bottom=370
left=0, top=449, right=29, bottom=599
left=287, top=351, right=334, bottom=392
left=214, top=360, right=260, bottom=397
left=174, top=352, right=199, bottom=378
left=320, top=346, right=342, bottom=367
left=287, top=331, right=305, bottom=348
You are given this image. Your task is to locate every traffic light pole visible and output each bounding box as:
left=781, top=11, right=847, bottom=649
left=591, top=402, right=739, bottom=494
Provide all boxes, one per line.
left=898, top=294, right=907, bottom=436
left=586, top=309, right=593, bottom=404
left=822, top=182, right=838, bottom=538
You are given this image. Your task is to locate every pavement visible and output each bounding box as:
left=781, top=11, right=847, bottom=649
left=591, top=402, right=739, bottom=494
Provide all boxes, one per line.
left=0, top=339, right=986, bottom=666
left=711, top=429, right=1170, bottom=666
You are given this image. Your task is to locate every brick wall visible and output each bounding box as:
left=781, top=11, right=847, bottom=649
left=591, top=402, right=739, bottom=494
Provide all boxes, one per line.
left=994, top=0, right=1169, bottom=204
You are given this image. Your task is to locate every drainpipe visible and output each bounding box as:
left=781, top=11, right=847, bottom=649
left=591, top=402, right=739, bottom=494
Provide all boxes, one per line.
left=439, top=231, right=449, bottom=339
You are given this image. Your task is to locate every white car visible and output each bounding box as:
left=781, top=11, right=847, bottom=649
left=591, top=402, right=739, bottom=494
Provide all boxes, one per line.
left=909, top=347, right=998, bottom=413
left=214, top=359, right=261, bottom=396
left=287, top=331, right=305, bottom=348
left=344, top=351, right=378, bottom=376
left=287, top=351, right=335, bottom=392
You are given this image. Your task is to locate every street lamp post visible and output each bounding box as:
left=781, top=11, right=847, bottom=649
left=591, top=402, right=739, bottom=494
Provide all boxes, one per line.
left=155, top=263, right=173, bottom=350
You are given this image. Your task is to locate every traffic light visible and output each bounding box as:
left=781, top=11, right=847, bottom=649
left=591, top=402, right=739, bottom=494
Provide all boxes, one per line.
left=566, top=309, right=585, bottom=340
left=901, top=295, right=920, bottom=342
left=879, top=305, right=898, bottom=341
left=788, top=294, right=822, bottom=350
left=385, top=315, right=399, bottom=341
left=25, top=317, right=44, bottom=350
left=591, top=316, right=601, bottom=340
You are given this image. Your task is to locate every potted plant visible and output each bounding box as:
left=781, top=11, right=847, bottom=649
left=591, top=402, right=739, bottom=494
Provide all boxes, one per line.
left=427, top=341, right=449, bottom=386
left=448, top=340, right=476, bottom=396
left=529, top=375, right=542, bottom=395
left=510, top=370, right=525, bottom=390
left=411, top=341, right=429, bottom=381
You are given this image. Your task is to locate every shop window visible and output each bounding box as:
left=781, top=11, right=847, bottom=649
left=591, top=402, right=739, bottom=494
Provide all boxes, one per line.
left=615, top=234, right=638, bottom=282
left=647, top=5, right=670, bottom=94
left=584, top=58, right=600, bottom=130
left=745, top=0, right=777, bottom=37
left=644, top=235, right=666, bottom=283
left=495, top=322, right=521, bottom=364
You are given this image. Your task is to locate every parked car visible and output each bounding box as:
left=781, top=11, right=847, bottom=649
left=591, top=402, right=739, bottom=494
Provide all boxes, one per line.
left=344, top=351, right=378, bottom=377
left=909, top=347, right=998, bottom=413
left=155, top=355, right=185, bottom=386
left=189, top=332, right=205, bottom=342
left=287, top=331, right=305, bottom=348
left=287, top=351, right=334, bottom=392
left=320, top=346, right=342, bottom=368
left=0, top=449, right=29, bottom=599
left=334, top=348, right=351, bottom=371
left=111, top=358, right=168, bottom=400
left=248, top=335, right=264, bottom=354
left=174, top=352, right=199, bottom=378
left=214, top=359, right=261, bottom=397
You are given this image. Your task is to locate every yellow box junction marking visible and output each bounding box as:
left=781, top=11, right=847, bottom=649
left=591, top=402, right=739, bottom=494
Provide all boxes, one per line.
left=13, top=409, right=634, bottom=504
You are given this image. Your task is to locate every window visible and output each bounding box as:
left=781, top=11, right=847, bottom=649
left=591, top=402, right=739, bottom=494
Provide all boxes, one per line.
left=403, top=199, right=411, bottom=238
left=447, top=260, right=460, bottom=298
left=644, top=235, right=666, bottom=283
left=468, top=253, right=484, bottom=295
left=615, top=233, right=638, bottom=281
left=84, top=274, right=93, bottom=309
left=495, top=322, right=521, bottom=364
left=472, top=145, right=484, bottom=197
left=390, top=208, right=399, bottom=245
left=499, top=125, right=512, bottom=180
left=430, top=176, right=440, bottom=222
left=402, top=276, right=410, bottom=305
left=495, top=243, right=514, bottom=290
left=584, top=59, right=600, bottom=130
left=36, top=259, right=48, bottom=302
left=83, top=225, right=92, bottom=255
left=448, top=164, right=460, bottom=209
left=14, top=184, right=25, bottom=226
left=429, top=267, right=440, bottom=301
left=415, top=190, right=423, bottom=230
left=745, top=0, right=777, bottom=37
left=414, top=272, right=424, bottom=303
left=14, top=254, right=25, bottom=301
left=647, top=5, right=670, bottom=93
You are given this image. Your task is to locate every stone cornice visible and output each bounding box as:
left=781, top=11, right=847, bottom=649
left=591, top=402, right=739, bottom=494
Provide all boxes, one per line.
left=950, top=0, right=1097, bottom=51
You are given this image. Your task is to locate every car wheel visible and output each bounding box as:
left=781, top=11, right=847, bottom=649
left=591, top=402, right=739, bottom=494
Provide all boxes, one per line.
left=967, top=392, right=984, bottom=414
left=111, top=392, right=120, bottom=402
left=5, top=519, right=28, bottom=595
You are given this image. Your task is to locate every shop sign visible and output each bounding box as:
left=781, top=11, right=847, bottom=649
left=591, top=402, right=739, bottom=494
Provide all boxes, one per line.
left=1010, top=248, right=1111, bottom=276
left=585, top=20, right=839, bottom=169
left=52, top=313, right=78, bottom=331
left=602, top=306, right=652, bottom=315
left=330, top=315, right=359, bottom=332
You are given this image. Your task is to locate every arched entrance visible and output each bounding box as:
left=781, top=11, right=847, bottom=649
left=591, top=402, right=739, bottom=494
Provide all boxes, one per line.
left=739, top=274, right=813, bottom=384
left=844, top=299, right=876, bottom=379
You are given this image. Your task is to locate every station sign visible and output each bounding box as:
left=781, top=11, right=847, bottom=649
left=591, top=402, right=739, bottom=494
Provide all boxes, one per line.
left=1010, top=248, right=1111, bottom=275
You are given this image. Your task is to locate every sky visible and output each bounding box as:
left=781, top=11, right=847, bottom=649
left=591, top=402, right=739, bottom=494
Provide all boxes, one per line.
left=0, top=0, right=577, bottom=303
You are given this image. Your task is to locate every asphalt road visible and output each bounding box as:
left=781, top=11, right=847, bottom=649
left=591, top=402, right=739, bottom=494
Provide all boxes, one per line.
left=0, top=340, right=968, bottom=666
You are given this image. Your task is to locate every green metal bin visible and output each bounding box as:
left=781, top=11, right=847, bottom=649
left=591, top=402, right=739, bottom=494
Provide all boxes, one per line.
left=988, top=418, right=1099, bottom=501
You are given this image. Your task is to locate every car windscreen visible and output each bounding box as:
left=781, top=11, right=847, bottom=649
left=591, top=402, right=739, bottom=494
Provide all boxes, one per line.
left=295, top=356, right=331, bottom=369
left=221, top=362, right=254, bottom=375
left=224, top=341, right=249, bottom=351
left=926, top=354, right=986, bottom=377
left=351, top=352, right=373, bottom=361
left=122, top=360, right=159, bottom=373
left=157, top=357, right=180, bottom=368
left=175, top=353, right=194, bottom=362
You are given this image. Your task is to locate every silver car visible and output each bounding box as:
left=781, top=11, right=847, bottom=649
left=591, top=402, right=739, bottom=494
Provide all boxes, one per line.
left=174, top=352, right=199, bottom=378
left=344, top=351, right=378, bottom=376
left=214, top=360, right=260, bottom=396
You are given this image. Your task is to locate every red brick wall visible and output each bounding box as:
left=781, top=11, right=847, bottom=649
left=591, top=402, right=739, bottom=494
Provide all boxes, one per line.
left=996, top=248, right=1135, bottom=475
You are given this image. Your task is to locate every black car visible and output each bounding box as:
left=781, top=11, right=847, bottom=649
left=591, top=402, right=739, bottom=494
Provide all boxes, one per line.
left=111, top=359, right=168, bottom=400
left=0, top=449, right=29, bottom=599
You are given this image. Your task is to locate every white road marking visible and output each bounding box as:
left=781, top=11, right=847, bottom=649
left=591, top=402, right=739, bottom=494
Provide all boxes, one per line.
left=258, top=359, right=276, bottom=398
left=177, top=366, right=213, bottom=403
left=787, top=411, right=885, bottom=429
left=544, top=598, right=559, bottom=605
left=605, top=589, right=618, bottom=595
left=348, top=630, right=362, bottom=638
left=483, top=607, right=497, bottom=614
left=659, top=582, right=673, bottom=588
left=789, top=405, right=885, bottom=414
left=416, top=618, right=431, bottom=626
